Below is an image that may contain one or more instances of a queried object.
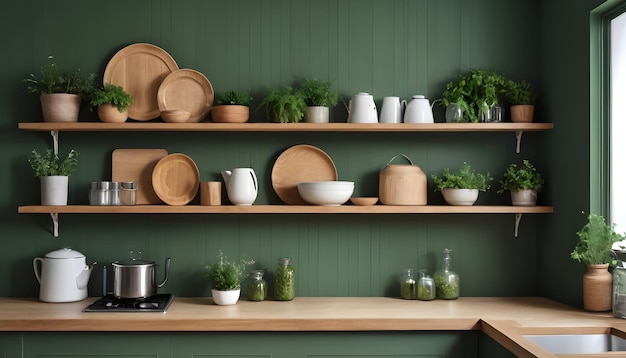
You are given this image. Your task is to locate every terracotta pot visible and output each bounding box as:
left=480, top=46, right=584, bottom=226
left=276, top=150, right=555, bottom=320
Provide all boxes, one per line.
left=97, top=104, right=128, bottom=123
left=40, top=93, right=81, bottom=122
left=211, top=105, right=249, bottom=123
left=510, top=104, right=535, bottom=123
left=583, top=263, right=612, bottom=312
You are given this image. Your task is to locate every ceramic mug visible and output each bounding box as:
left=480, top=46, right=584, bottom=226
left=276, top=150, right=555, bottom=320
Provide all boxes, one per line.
left=379, top=96, right=406, bottom=124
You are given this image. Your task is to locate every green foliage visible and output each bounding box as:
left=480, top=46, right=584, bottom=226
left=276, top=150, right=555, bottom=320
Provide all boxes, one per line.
left=431, top=162, right=493, bottom=191
left=504, top=80, right=536, bottom=105
left=204, top=250, right=255, bottom=291
left=217, top=90, right=252, bottom=106
left=28, top=149, right=79, bottom=177
left=259, top=86, right=307, bottom=123
left=497, top=159, right=544, bottom=193
left=571, top=213, right=623, bottom=265
left=441, top=69, right=507, bottom=123
left=296, top=78, right=338, bottom=106
left=89, top=83, right=134, bottom=112
left=24, top=56, right=95, bottom=97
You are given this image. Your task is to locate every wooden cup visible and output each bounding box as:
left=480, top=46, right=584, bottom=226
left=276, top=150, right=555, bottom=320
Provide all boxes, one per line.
left=200, top=182, right=222, bottom=206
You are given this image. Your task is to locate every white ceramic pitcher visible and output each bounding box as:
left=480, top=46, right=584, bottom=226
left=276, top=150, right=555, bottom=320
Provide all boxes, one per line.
left=380, top=96, right=406, bottom=124
left=221, top=168, right=258, bottom=205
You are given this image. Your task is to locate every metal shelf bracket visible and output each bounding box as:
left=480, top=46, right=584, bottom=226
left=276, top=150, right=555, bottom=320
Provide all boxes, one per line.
left=50, top=213, right=59, bottom=237
left=50, top=130, right=59, bottom=155
left=515, top=131, right=523, bottom=153
left=514, top=213, right=523, bottom=237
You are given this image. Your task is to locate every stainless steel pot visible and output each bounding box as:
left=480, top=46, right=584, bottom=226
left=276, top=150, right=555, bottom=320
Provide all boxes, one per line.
left=111, top=257, right=171, bottom=299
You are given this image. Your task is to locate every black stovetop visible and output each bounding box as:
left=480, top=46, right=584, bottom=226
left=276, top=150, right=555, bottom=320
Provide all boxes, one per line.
left=83, top=293, right=175, bottom=313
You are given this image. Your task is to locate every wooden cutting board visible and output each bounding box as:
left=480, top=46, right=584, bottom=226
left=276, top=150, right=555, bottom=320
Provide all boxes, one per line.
left=112, top=149, right=168, bottom=204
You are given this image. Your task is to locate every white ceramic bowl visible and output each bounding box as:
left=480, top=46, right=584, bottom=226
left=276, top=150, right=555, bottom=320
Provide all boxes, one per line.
left=441, top=188, right=479, bottom=206
left=297, top=181, right=354, bottom=206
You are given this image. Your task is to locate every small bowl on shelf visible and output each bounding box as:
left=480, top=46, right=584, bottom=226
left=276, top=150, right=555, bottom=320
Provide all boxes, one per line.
left=297, top=181, right=354, bottom=206
left=161, top=110, right=191, bottom=123
left=350, top=197, right=378, bottom=206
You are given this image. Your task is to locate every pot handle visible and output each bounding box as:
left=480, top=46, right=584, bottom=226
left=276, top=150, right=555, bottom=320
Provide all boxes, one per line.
left=157, top=258, right=171, bottom=288
left=33, top=257, right=43, bottom=284
left=385, top=154, right=414, bottom=167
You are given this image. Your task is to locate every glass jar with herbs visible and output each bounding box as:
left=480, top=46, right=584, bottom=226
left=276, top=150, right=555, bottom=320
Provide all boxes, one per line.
left=247, top=269, right=267, bottom=301
left=274, top=257, right=295, bottom=301
left=434, top=248, right=460, bottom=299
left=400, top=268, right=417, bottom=299
left=416, top=269, right=436, bottom=301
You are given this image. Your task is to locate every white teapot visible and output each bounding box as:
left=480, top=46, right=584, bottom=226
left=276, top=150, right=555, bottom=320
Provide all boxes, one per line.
left=33, top=248, right=96, bottom=302
left=403, top=95, right=434, bottom=123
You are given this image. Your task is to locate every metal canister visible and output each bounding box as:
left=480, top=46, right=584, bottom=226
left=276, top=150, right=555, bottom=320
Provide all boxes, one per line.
left=89, top=181, right=110, bottom=205
left=120, top=181, right=137, bottom=205
left=109, top=182, right=120, bottom=206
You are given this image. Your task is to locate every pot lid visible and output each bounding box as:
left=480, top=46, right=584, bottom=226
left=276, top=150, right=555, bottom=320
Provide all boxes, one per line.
left=44, top=247, right=86, bottom=259
left=113, top=259, right=156, bottom=267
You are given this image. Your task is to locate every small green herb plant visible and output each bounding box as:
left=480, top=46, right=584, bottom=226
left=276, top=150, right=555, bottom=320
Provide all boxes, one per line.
left=217, top=90, right=252, bottom=106
left=571, top=213, right=623, bottom=265
left=497, top=159, right=544, bottom=193
left=441, top=69, right=507, bottom=123
left=504, top=79, right=536, bottom=105
left=89, top=83, right=133, bottom=112
left=297, top=78, right=338, bottom=107
left=29, top=149, right=79, bottom=177
left=259, top=86, right=307, bottom=123
left=204, top=250, right=255, bottom=291
left=24, top=56, right=95, bottom=97
left=431, top=162, right=493, bottom=191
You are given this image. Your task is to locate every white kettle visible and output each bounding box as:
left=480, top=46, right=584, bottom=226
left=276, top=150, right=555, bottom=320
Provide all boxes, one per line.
left=347, top=92, right=378, bottom=123
left=221, top=168, right=258, bottom=205
left=403, top=95, right=434, bottom=123
left=33, top=248, right=96, bottom=303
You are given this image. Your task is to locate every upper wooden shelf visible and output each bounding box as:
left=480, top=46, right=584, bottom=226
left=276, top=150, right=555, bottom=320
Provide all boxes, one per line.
left=18, top=205, right=554, bottom=214
left=18, top=122, right=554, bottom=132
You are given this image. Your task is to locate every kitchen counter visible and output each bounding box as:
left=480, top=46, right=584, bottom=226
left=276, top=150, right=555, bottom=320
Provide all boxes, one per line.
left=1, top=296, right=625, bottom=357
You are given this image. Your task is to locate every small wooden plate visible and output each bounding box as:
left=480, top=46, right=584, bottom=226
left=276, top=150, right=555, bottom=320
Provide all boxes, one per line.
left=157, top=69, right=214, bottom=123
left=152, top=153, right=200, bottom=206
left=350, top=197, right=379, bottom=206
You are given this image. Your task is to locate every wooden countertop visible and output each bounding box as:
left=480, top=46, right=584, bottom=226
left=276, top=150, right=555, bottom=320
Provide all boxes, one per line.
left=1, top=296, right=626, bottom=357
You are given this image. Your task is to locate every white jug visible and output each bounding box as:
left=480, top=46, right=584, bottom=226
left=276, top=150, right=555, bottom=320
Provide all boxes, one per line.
left=403, top=95, right=434, bottom=123
left=347, top=92, right=378, bottom=123
left=33, top=248, right=96, bottom=303
left=221, top=168, right=258, bottom=205
left=380, top=96, right=406, bottom=124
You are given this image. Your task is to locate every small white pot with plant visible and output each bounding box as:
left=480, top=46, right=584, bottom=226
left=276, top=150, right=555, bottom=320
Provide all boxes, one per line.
left=497, top=159, right=544, bottom=206
left=89, top=83, right=133, bottom=123
left=204, top=250, right=255, bottom=305
left=211, top=90, right=252, bottom=123
left=29, top=149, right=79, bottom=205
left=431, top=162, right=492, bottom=205
left=297, top=78, right=338, bottom=123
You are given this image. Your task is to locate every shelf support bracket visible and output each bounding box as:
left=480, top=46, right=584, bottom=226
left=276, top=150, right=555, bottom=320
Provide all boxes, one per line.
left=50, top=131, right=59, bottom=155
left=50, top=213, right=59, bottom=238
left=515, top=131, right=523, bottom=153
left=514, top=213, right=523, bottom=237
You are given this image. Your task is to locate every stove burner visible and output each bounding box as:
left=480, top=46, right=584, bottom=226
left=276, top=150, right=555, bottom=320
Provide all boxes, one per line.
left=83, top=294, right=174, bottom=313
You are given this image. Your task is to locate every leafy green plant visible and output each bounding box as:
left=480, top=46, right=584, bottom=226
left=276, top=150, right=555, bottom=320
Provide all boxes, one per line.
left=28, top=149, right=79, bottom=177
left=441, top=69, right=507, bottom=123
left=297, top=78, right=338, bottom=107
left=204, top=250, right=255, bottom=291
left=571, top=213, right=623, bottom=265
left=259, top=86, right=307, bottom=123
left=24, top=56, right=95, bottom=97
left=504, top=79, right=536, bottom=105
left=497, top=159, right=544, bottom=193
left=431, top=162, right=493, bottom=191
left=217, top=90, right=252, bottom=106
left=89, top=83, right=134, bottom=112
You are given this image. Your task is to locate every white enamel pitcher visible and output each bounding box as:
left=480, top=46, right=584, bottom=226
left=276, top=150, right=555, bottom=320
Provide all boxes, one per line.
left=33, top=248, right=96, bottom=303
left=221, top=168, right=258, bottom=205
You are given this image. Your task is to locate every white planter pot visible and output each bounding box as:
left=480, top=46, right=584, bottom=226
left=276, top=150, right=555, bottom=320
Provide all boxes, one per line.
left=40, top=176, right=69, bottom=206
left=305, top=106, right=329, bottom=123
left=441, top=188, right=479, bottom=206
left=211, top=288, right=240, bottom=305
left=510, top=189, right=537, bottom=206
left=40, top=93, right=81, bottom=122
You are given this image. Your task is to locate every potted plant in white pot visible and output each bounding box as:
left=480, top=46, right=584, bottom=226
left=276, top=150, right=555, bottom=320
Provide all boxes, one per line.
left=431, top=162, right=492, bottom=205
left=297, top=78, right=338, bottom=123
left=29, top=148, right=79, bottom=205
left=204, top=250, right=255, bottom=305
left=211, top=90, right=252, bottom=123
left=259, top=86, right=307, bottom=123
left=497, top=159, right=544, bottom=206
left=24, top=56, right=95, bottom=122
left=571, top=213, right=623, bottom=311
left=504, top=79, right=536, bottom=123
left=89, top=83, right=133, bottom=123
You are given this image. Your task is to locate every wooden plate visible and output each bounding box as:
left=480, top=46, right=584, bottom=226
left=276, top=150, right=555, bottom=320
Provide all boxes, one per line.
left=112, top=149, right=168, bottom=204
left=157, top=69, right=214, bottom=123
left=103, top=43, right=179, bottom=121
left=271, top=144, right=338, bottom=204
left=152, top=153, right=200, bottom=206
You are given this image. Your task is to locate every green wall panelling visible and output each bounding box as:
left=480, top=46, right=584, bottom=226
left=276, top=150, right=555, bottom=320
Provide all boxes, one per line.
left=0, top=333, right=21, bottom=358
left=478, top=332, right=516, bottom=358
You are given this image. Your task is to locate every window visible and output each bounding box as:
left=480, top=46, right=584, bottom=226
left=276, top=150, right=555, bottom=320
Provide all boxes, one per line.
left=611, top=11, right=626, bottom=233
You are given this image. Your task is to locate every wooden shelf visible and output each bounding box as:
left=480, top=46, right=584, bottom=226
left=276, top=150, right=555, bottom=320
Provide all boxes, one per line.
left=18, top=205, right=554, bottom=214
left=18, top=122, right=554, bottom=132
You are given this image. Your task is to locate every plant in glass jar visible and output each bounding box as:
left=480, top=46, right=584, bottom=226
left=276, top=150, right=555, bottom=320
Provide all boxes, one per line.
left=497, top=159, right=544, bottom=206
left=431, top=162, right=493, bottom=205
left=204, top=250, right=255, bottom=305
left=441, top=69, right=507, bottom=123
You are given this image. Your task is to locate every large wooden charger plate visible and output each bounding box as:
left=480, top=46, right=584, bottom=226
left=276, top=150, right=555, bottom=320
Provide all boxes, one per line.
left=271, top=144, right=338, bottom=204
left=157, top=69, right=214, bottom=123
left=112, top=149, right=168, bottom=204
left=103, top=43, right=179, bottom=121
left=152, top=153, right=200, bottom=206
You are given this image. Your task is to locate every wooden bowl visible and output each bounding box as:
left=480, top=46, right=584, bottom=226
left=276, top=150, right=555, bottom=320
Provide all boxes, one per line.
left=161, top=110, right=191, bottom=123
left=350, top=197, right=379, bottom=206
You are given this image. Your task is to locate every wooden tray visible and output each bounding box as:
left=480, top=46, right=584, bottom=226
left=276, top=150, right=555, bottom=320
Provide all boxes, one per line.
left=103, top=43, right=179, bottom=121
left=152, top=153, right=200, bottom=206
left=157, top=69, right=214, bottom=123
left=271, top=144, right=337, bottom=204
left=111, top=149, right=168, bottom=204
